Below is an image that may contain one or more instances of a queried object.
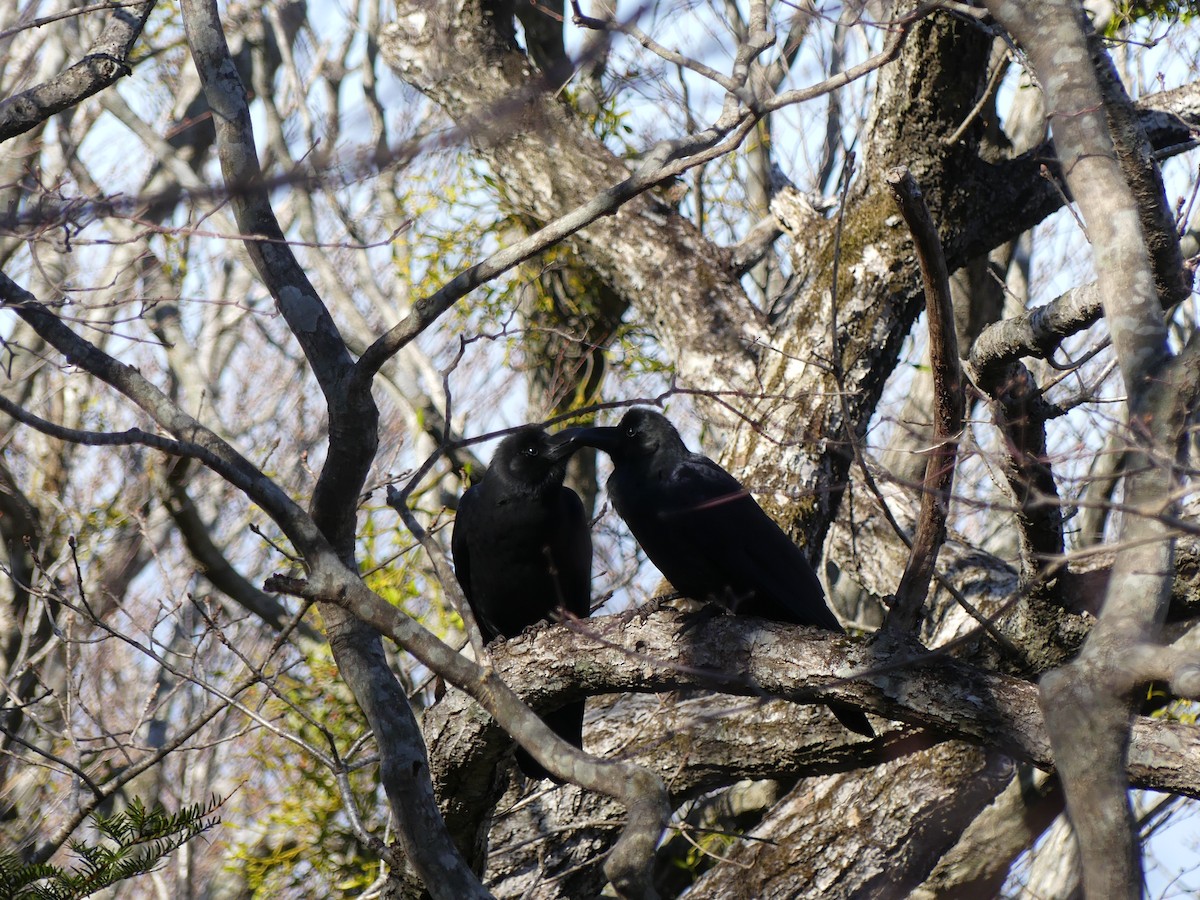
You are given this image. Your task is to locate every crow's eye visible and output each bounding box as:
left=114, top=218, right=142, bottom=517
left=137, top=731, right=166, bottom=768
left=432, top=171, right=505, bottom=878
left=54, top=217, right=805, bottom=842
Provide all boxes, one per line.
left=624, top=425, right=637, bottom=437
left=522, top=444, right=539, bottom=457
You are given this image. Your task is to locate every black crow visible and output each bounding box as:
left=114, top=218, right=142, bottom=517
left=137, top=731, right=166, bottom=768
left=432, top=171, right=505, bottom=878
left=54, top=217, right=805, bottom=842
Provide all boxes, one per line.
left=568, top=408, right=873, bottom=737
left=451, top=426, right=593, bottom=780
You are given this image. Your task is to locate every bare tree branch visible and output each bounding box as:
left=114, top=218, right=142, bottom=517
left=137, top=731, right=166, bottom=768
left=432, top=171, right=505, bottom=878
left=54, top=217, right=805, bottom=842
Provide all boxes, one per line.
left=0, top=1, right=155, bottom=143
left=0, top=268, right=485, bottom=896
left=981, top=3, right=1193, bottom=896
left=423, top=609, right=1200, bottom=798
left=986, top=362, right=1066, bottom=591
left=174, top=1, right=498, bottom=893
left=885, top=167, right=964, bottom=634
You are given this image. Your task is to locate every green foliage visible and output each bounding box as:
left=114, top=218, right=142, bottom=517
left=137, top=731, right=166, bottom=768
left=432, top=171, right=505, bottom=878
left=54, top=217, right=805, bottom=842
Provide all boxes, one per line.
left=1105, top=0, right=1200, bottom=34
left=225, top=651, right=389, bottom=897
left=0, top=795, right=222, bottom=900
left=358, top=507, right=460, bottom=636
left=611, top=328, right=675, bottom=378
left=1145, top=682, right=1200, bottom=724
left=562, top=85, right=637, bottom=151
left=390, top=152, right=508, bottom=319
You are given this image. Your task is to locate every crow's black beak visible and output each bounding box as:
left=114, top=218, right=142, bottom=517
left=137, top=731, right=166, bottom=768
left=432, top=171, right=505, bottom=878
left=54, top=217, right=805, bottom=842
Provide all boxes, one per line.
left=544, top=427, right=594, bottom=461
left=553, top=425, right=623, bottom=456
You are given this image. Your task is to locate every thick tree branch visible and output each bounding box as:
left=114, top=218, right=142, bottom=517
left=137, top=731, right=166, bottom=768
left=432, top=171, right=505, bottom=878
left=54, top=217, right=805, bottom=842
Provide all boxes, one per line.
left=1092, top=32, right=1191, bottom=311
left=911, top=768, right=1063, bottom=899
left=178, top=0, right=372, bottom=553
left=732, top=7, right=995, bottom=557
left=422, top=609, right=1200, bottom=798
left=968, top=279, right=1104, bottom=380
left=687, top=740, right=1012, bottom=899
left=980, top=362, right=1066, bottom=592
left=982, top=4, right=1190, bottom=896
left=269, top=568, right=671, bottom=900
left=953, top=80, right=1199, bottom=270
left=430, top=689, right=918, bottom=887
left=0, top=1, right=155, bottom=144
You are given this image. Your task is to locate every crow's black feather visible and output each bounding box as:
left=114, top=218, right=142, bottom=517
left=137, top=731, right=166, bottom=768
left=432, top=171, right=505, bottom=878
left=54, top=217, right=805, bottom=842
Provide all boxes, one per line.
left=571, top=409, right=873, bottom=737
left=451, top=426, right=593, bottom=779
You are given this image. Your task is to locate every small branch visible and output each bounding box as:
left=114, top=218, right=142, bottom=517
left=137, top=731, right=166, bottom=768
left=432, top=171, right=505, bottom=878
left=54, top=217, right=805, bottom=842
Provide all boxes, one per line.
left=941, top=45, right=1011, bottom=147
left=616, top=19, right=738, bottom=94
left=160, top=461, right=324, bottom=642
left=967, top=280, right=1102, bottom=380
left=0, top=273, right=325, bottom=555
left=0, top=1, right=156, bottom=143
left=0, top=722, right=105, bottom=803
left=384, top=485, right=487, bottom=662
left=0, top=393, right=200, bottom=456
left=728, top=216, right=783, bottom=276
left=0, top=2, right=151, bottom=42
left=758, top=1, right=817, bottom=92
left=26, top=600, right=296, bottom=864
left=884, top=168, right=964, bottom=634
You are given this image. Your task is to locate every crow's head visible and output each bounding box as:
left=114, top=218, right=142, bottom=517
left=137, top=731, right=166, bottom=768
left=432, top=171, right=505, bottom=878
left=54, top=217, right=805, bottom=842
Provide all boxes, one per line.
left=491, top=426, right=582, bottom=491
left=561, top=408, right=684, bottom=462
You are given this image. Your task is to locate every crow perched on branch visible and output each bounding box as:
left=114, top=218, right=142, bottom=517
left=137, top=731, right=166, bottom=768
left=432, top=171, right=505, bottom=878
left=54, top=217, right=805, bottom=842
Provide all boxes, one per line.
left=451, top=426, right=593, bottom=780
left=567, top=408, right=873, bottom=737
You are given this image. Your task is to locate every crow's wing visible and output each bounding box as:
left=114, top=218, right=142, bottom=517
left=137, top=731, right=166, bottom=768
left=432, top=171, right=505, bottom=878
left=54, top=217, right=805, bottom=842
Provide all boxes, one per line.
left=450, top=485, right=477, bottom=601
left=551, top=487, right=593, bottom=620
left=451, top=484, right=498, bottom=639
left=666, top=459, right=869, bottom=734
left=664, top=455, right=838, bottom=629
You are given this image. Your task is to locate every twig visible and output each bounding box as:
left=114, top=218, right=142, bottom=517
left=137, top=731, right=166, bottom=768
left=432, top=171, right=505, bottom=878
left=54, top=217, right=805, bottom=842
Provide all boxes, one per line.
left=884, top=168, right=964, bottom=634
left=384, top=486, right=488, bottom=663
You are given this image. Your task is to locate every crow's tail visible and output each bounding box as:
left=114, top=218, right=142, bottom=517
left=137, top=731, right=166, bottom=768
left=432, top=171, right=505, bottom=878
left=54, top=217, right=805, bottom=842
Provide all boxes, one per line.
left=828, top=701, right=874, bottom=737
left=515, top=701, right=585, bottom=783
